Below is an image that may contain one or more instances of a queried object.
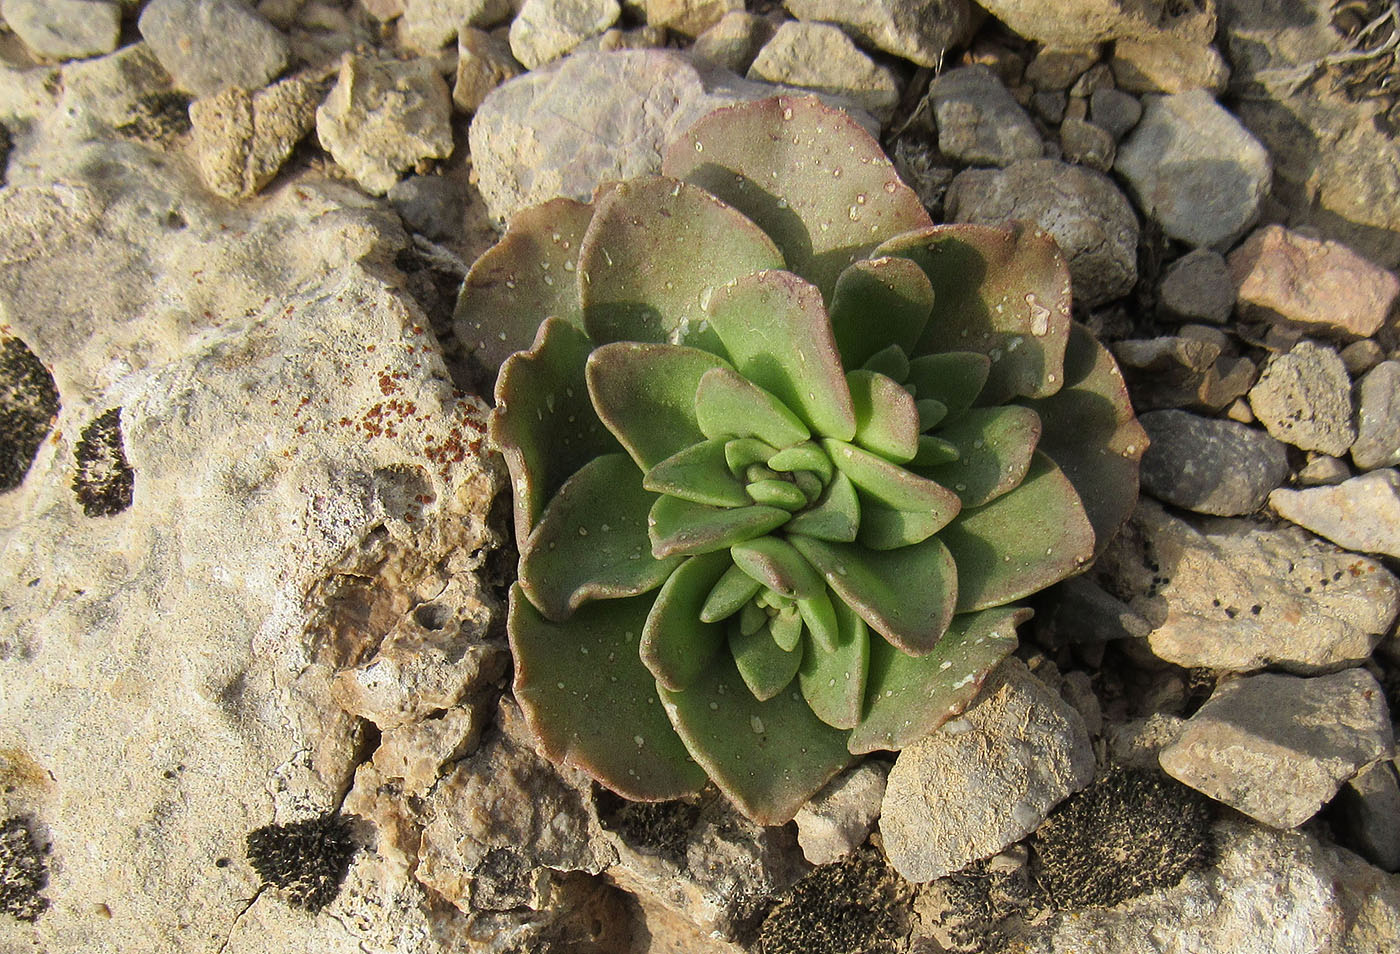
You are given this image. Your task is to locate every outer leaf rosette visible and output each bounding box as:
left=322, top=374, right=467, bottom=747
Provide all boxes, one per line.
left=459, top=96, right=1145, bottom=826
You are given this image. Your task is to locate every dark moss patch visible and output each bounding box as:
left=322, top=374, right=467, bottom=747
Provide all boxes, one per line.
left=756, top=848, right=911, bottom=954
left=114, top=91, right=192, bottom=143
left=0, top=337, right=60, bottom=492
left=916, top=856, right=1030, bottom=954
left=469, top=846, right=537, bottom=911
left=245, top=813, right=358, bottom=913
left=593, top=789, right=700, bottom=865
left=73, top=408, right=134, bottom=517
left=1031, top=765, right=1214, bottom=910
left=0, top=816, right=49, bottom=922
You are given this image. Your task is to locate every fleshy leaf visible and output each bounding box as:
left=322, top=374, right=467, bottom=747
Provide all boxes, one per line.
left=856, top=498, right=947, bottom=550
left=659, top=653, right=853, bottom=825
left=919, top=406, right=1042, bottom=508
left=847, top=370, right=920, bottom=463
left=706, top=270, right=857, bottom=440
left=789, top=534, right=957, bottom=654
left=730, top=620, right=803, bottom=700
left=587, top=342, right=731, bottom=471
left=725, top=437, right=778, bottom=472
left=520, top=453, right=680, bottom=620
left=830, top=256, right=935, bottom=368
left=511, top=586, right=707, bottom=800
left=823, top=439, right=962, bottom=523
left=916, top=399, right=948, bottom=430
left=939, top=451, right=1095, bottom=612
left=877, top=223, right=1071, bottom=403
left=796, top=588, right=840, bottom=652
left=663, top=95, right=934, bottom=300
left=798, top=600, right=870, bottom=730
left=579, top=177, right=785, bottom=350
left=904, top=352, right=991, bottom=414
left=701, top=564, right=764, bottom=622
left=696, top=367, right=810, bottom=447
left=645, top=439, right=751, bottom=507
left=650, top=496, right=790, bottom=558
left=911, top=435, right=961, bottom=467
left=641, top=551, right=732, bottom=691
left=769, top=605, right=804, bottom=653
left=864, top=344, right=911, bottom=382
left=731, top=535, right=825, bottom=600
left=767, top=442, right=833, bottom=482
left=491, top=318, right=621, bottom=544
left=1023, top=322, right=1147, bottom=558
left=785, top=470, right=860, bottom=541
left=748, top=479, right=807, bottom=510
left=455, top=197, right=593, bottom=375
left=848, top=606, right=1026, bottom=754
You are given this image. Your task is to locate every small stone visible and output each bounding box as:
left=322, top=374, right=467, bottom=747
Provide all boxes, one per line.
left=1, top=0, right=121, bottom=61
left=1031, top=90, right=1066, bottom=123
left=925, top=63, right=1043, bottom=167
left=1113, top=333, right=1256, bottom=411
left=1248, top=341, right=1356, bottom=456
left=1270, top=469, right=1400, bottom=559
left=1088, top=86, right=1141, bottom=139
left=972, top=0, right=1216, bottom=48
left=1024, top=45, right=1098, bottom=91
left=690, top=10, right=772, bottom=74
left=945, top=159, right=1135, bottom=307
left=1157, top=247, right=1234, bottom=324
left=1138, top=410, right=1288, bottom=516
left=1353, top=362, right=1400, bottom=471
left=1058, top=116, right=1115, bottom=171
left=1116, top=89, right=1271, bottom=249
left=1159, top=669, right=1395, bottom=829
left=189, top=73, right=322, bottom=199
left=1229, top=225, right=1400, bottom=340
left=1105, top=714, right=1186, bottom=769
left=641, top=0, right=742, bottom=38
left=1110, top=37, right=1230, bottom=94
left=880, top=658, right=1094, bottom=883
left=793, top=762, right=888, bottom=866
left=783, top=0, right=975, bottom=69
left=1341, top=339, right=1386, bottom=378
left=1067, top=61, right=1113, bottom=98
left=371, top=703, right=486, bottom=797
left=138, top=0, right=292, bottom=98
left=401, top=0, right=472, bottom=49
left=453, top=26, right=523, bottom=114
left=508, top=0, right=621, bottom=69
left=1297, top=454, right=1352, bottom=486
left=574, top=23, right=667, bottom=53
left=1334, top=760, right=1400, bottom=873
left=387, top=175, right=466, bottom=240
left=747, top=21, right=901, bottom=124
left=315, top=55, right=455, bottom=196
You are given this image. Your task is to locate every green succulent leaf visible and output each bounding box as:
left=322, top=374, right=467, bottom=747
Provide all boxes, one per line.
left=939, top=451, right=1095, bottom=612
left=911, top=435, right=961, bottom=467
left=798, top=600, right=870, bottom=730
left=491, top=318, right=621, bottom=544
left=916, top=398, right=948, bottom=430
left=847, top=370, right=920, bottom=463
left=796, top=588, right=841, bottom=652
left=587, top=342, right=731, bottom=470
left=510, top=585, right=707, bottom=800
left=823, top=439, right=962, bottom=523
left=659, top=653, right=854, bottom=826
left=706, top=270, right=857, bottom=441
left=649, top=496, right=790, bottom=558
left=731, top=535, right=825, bottom=601
left=919, top=406, right=1042, bottom=508
left=644, top=439, right=751, bottom=508
left=848, top=606, right=1026, bottom=755
left=785, top=470, right=861, bottom=541
left=767, top=442, right=834, bottom=482
left=830, top=256, right=935, bottom=368
left=662, top=95, right=934, bottom=300
left=725, top=437, right=779, bottom=472
left=579, top=177, right=785, bottom=350
left=641, top=551, right=732, bottom=691
left=878, top=223, right=1071, bottom=404
left=770, top=605, right=805, bottom=653
left=456, top=197, right=593, bottom=375
left=520, top=453, right=680, bottom=621
left=1024, top=322, right=1148, bottom=558
left=730, top=619, right=804, bottom=699
left=856, top=499, right=948, bottom=550
left=747, top=479, right=808, bottom=510
left=696, top=367, right=811, bottom=447
left=789, top=533, right=957, bottom=655
left=863, top=343, right=911, bottom=382
left=904, top=352, right=991, bottom=415
left=701, top=563, right=764, bottom=622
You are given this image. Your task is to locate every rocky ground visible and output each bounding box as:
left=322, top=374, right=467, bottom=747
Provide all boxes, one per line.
left=1, top=1, right=1399, bottom=952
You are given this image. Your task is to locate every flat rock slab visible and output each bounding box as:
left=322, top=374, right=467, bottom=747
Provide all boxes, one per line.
left=1138, top=409, right=1287, bottom=515
left=880, top=658, right=1093, bottom=883
left=1270, top=469, right=1400, bottom=559
left=1098, top=499, right=1400, bottom=674
left=925, top=63, right=1043, bottom=167
left=138, top=0, right=291, bottom=97
left=747, top=21, right=900, bottom=123
left=1248, top=340, right=1355, bottom=456
left=1115, top=90, right=1271, bottom=249
left=1159, top=669, right=1394, bottom=828
left=784, top=0, right=974, bottom=68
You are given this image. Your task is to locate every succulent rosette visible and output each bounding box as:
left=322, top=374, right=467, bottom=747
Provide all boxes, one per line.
left=456, top=96, right=1145, bottom=825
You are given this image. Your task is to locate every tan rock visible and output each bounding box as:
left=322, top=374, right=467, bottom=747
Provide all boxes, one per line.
left=190, top=73, right=322, bottom=199
left=453, top=26, right=523, bottom=113
left=642, top=0, right=741, bottom=38
left=749, top=21, right=901, bottom=122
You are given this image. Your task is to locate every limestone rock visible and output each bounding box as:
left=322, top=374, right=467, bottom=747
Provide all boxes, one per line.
left=508, top=0, right=621, bottom=69
left=747, top=21, right=901, bottom=123
left=925, top=64, right=1044, bottom=167
left=453, top=26, right=524, bottom=113
left=1, top=0, right=121, bottom=61
left=972, top=0, right=1217, bottom=48
left=783, top=0, right=975, bottom=68
left=880, top=659, right=1094, bottom=883
left=793, top=761, right=888, bottom=866
left=642, top=0, right=743, bottom=38
left=1159, top=669, right=1394, bottom=828
left=1270, top=469, right=1400, bottom=559
left=1158, top=247, right=1234, bottom=323
left=1334, top=759, right=1400, bottom=873
left=946, top=159, right=1137, bottom=306
left=1353, top=361, right=1400, bottom=471
left=1248, top=340, right=1356, bottom=456
left=315, top=55, right=455, bottom=195
left=189, top=73, right=322, bottom=199
left=690, top=10, right=772, bottom=74
left=400, top=0, right=517, bottom=50
left=138, top=0, right=292, bottom=97
left=1115, top=90, right=1271, bottom=248
left=1109, top=37, right=1230, bottom=94
left=1138, top=410, right=1287, bottom=515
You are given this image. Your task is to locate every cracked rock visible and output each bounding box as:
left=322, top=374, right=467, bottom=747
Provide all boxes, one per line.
left=925, top=64, right=1044, bottom=167
left=1270, top=469, right=1400, bottom=559
left=1248, top=340, right=1356, bottom=456
left=189, top=73, right=322, bottom=199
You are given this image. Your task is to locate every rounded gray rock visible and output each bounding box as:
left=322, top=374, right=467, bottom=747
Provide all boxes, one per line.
left=1352, top=361, right=1400, bottom=471
left=926, top=64, right=1044, bottom=167
left=1158, top=247, right=1235, bottom=323
left=138, top=0, right=291, bottom=98
left=1089, top=87, right=1142, bottom=140
left=1139, top=409, right=1288, bottom=515
left=945, top=158, right=1137, bottom=306
left=784, top=0, right=975, bottom=69
left=1, top=0, right=121, bottom=60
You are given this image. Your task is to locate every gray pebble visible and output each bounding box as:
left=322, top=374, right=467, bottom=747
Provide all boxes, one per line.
left=139, top=0, right=291, bottom=98
left=1, top=0, right=121, bottom=60
left=1089, top=87, right=1142, bottom=140
left=926, top=64, right=1043, bottom=167
left=1059, top=116, right=1115, bottom=171
left=388, top=175, right=466, bottom=241
left=1139, top=409, right=1288, bottom=515
left=1352, top=361, right=1400, bottom=471
left=1158, top=247, right=1235, bottom=324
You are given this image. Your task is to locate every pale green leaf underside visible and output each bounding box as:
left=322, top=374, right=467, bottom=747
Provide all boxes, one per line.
left=641, top=551, right=732, bottom=691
